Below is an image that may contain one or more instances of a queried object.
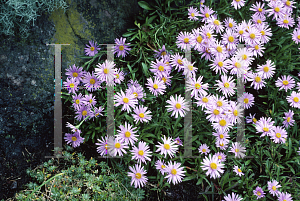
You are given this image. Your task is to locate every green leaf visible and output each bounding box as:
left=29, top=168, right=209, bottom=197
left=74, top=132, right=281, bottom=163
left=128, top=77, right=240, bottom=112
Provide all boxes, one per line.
left=122, top=32, right=135, bottom=37
left=138, top=1, right=154, bottom=10
left=147, top=15, right=157, bottom=24
left=141, top=62, right=149, bottom=77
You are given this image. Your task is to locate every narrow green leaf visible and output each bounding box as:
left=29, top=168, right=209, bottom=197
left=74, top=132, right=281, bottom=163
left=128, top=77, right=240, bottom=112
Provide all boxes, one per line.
left=138, top=1, right=154, bottom=10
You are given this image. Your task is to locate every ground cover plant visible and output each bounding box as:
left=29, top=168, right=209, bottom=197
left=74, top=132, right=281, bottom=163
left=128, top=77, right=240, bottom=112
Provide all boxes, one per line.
left=14, top=0, right=300, bottom=200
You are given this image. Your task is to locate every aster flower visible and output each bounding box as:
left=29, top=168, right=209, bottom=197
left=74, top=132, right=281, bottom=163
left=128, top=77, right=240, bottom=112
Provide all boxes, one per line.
left=277, top=15, right=295, bottom=29
left=199, top=46, right=214, bottom=61
left=114, top=68, right=125, bottom=84
left=131, top=141, right=152, bottom=164
left=257, top=23, right=272, bottom=44
left=214, top=152, right=227, bottom=162
left=277, top=192, right=293, bottom=201
left=287, top=91, right=300, bottom=108
left=90, top=106, right=104, bottom=121
left=256, top=117, right=275, bottom=137
left=75, top=104, right=93, bottom=122
left=82, top=72, right=101, bottom=92
left=132, top=105, right=152, bottom=123
left=224, top=17, right=236, bottom=30
left=266, top=1, right=286, bottom=20
left=195, top=94, right=212, bottom=109
left=282, top=0, right=296, bottom=13
left=275, top=75, right=295, bottom=92
left=231, top=0, right=245, bottom=10
left=114, top=89, right=138, bottom=113
left=66, top=122, right=81, bottom=135
left=210, top=94, right=230, bottom=111
left=210, top=40, right=228, bottom=58
left=249, top=72, right=266, bottom=90
left=113, top=37, right=131, bottom=58
left=84, top=40, right=100, bottom=57
left=128, top=164, right=148, bottom=188
left=165, top=161, right=185, bottom=185
left=212, top=116, right=233, bottom=133
left=223, top=192, right=243, bottom=201
left=245, top=113, right=258, bottom=124
left=155, top=159, right=167, bottom=174
left=150, top=58, right=171, bottom=78
left=235, top=47, right=254, bottom=66
left=215, top=74, right=236, bottom=98
left=95, top=60, right=116, bottom=85
left=229, top=142, right=246, bottom=158
left=199, top=5, right=215, bottom=23
left=257, top=59, right=275, bottom=79
left=212, top=130, right=230, bottom=143
left=188, top=7, right=200, bottom=21
left=201, top=25, right=216, bottom=45
left=198, top=144, right=211, bottom=155
left=95, top=136, right=110, bottom=156
left=174, top=137, right=183, bottom=146
left=155, top=136, right=179, bottom=158
left=216, top=138, right=230, bottom=150
left=227, top=56, right=248, bottom=77
left=268, top=180, right=281, bottom=196
left=227, top=102, right=243, bottom=125
left=82, top=93, right=97, bottom=107
left=207, top=15, right=224, bottom=34
left=72, top=93, right=84, bottom=110
left=201, top=154, right=225, bottom=179
left=65, top=64, right=84, bottom=82
left=250, top=2, right=266, bottom=16
left=166, top=94, right=190, bottom=118
left=116, top=122, right=138, bottom=146
left=63, top=77, right=80, bottom=94
left=64, top=132, right=84, bottom=148
left=182, top=58, right=197, bottom=78
left=252, top=13, right=266, bottom=26
left=186, top=74, right=209, bottom=98
left=176, top=31, right=192, bottom=51
left=190, top=28, right=204, bottom=51
left=205, top=105, right=225, bottom=123
left=244, top=27, right=261, bottom=45
left=270, top=126, right=288, bottom=144
left=156, top=73, right=173, bottom=87
left=222, top=29, right=239, bottom=50
left=253, top=186, right=265, bottom=199
left=291, top=28, right=300, bottom=44
left=209, top=55, right=230, bottom=75
left=233, top=165, right=244, bottom=177
left=238, top=92, right=255, bottom=109
left=126, top=84, right=145, bottom=100
left=154, top=45, right=170, bottom=59
left=107, top=138, right=129, bottom=157
left=146, top=77, right=166, bottom=96
left=170, top=53, right=184, bottom=72
left=282, top=110, right=295, bottom=128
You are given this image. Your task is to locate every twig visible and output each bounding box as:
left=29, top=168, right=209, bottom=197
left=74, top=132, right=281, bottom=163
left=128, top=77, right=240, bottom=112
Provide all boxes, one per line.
left=185, top=166, right=198, bottom=172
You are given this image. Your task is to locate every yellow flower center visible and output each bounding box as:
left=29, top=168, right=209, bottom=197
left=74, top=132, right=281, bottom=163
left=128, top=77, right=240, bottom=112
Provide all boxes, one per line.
left=219, top=119, right=226, bottom=127
left=214, top=20, right=220, bottom=25
left=283, top=19, right=289, bottom=24
left=70, top=83, right=75, bottom=88
left=218, top=61, right=224, bottom=67
left=294, top=97, right=299, bottom=102
left=125, top=131, right=131, bottom=137
left=123, top=97, right=129, bottom=103
left=161, top=165, right=166, bottom=169
left=105, top=144, right=108, bottom=150
left=238, top=168, right=242, bottom=172
left=133, top=92, right=138, bottom=98
left=228, top=36, right=234, bottom=42
left=255, top=45, right=259, bottom=50
left=218, top=156, right=222, bottom=159
left=184, top=38, right=189, bottom=43
left=75, top=99, right=80, bottom=104
left=255, top=76, right=261, bottom=83
left=90, top=78, right=95, bottom=84
left=191, top=13, right=195, bottom=17
left=195, top=83, right=201, bottom=89
left=135, top=173, right=141, bottom=179
left=210, top=163, right=217, bottom=169
left=258, top=8, right=263, bottom=12
left=242, top=54, right=247, bottom=60
left=206, top=32, right=211, bottom=39
left=253, top=118, right=257, bottom=123
left=257, top=191, right=261, bottom=196
left=119, top=45, right=124, bottom=51
left=205, top=13, right=209, bottom=18
left=239, top=30, right=244, bottom=35
left=138, top=150, right=144, bottom=156
left=297, top=35, right=300, bottom=40
left=229, top=23, right=233, bottom=28
left=160, top=77, right=166, bottom=83
left=236, top=0, right=240, bottom=1
left=202, top=149, right=206, bottom=153
left=196, top=36, right=203, bottom=43
left=72, top=136, right=77, bottom=141
left=161, top=51, right=166, bottom=56
left=263, top=66, right=269, bottom=72
left=287, top=117, right=291, bottom=122
left=220, top=134, right=224, bottom=139
left=286, top=1, right=291, bottom=6
left=82, top=110, right=87, bottom=116
left=224, top=82, right=230, bottom=88
left=188, top=65, right=193, bottom=71
left=164, top=144, right=170, bottom=150
left=250, top=33, right=255, bottom=39
left=235, top=148, right=239, bottom=153
left=116, top=74, right=120, bottom=79
left=72, top=72, right=78, bottom=77
left=261, top=30, right=265, bottom=35
left=139, top=113, right=145, bottom=118
left=263, top=127, right=269, bottom=132
left=171, top=169, right=177, bottom=175
left=158, top=65, right=164, bottom=71
left=177, top=59, right=183, bottom=64
left=257, top=19, right=262, bottom=24
left=175, top=103, right=181, bottom=109
left=244, top=98, right=249, bottom=103
left=95, top=113, right=99, bottom=116
left=217, top=101, right=223, bottom=107
left=274, top=7, right=280, bottom=12
left=213, top=109, right=220, bottom=115
left=235, top=62, right=241, bottom=68
left=202, top=97, right=208, bottom=103
left=115, top=143, right=121, bottom=149
left=220, top=143, right=224, bottom=146
left=234, top=109, right=238, bottom=116
left=89, top=99, right=93, bottom=104
left=90, top=47, right=95, bottom=51
left=216, top=46, right=222, bottom=52
left=103, top=68, right=109, bottom=74
left=272, top=186, right=276, bottom=191
left=276, top=133, right=281, bottom=138
left=153, top=84, right=158, bottom=89
left=282, top=80, right=289, bottom=85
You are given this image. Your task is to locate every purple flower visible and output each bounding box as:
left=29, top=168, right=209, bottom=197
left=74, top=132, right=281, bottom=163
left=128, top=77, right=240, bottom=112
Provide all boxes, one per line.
left=74, top=104, right=93, bottom=122
left=113, top=37, right=131, bottom=58
left=132, top=105, right=152, bottom=123
left=275, top=75, right=295, bottom=92
left=253, top=186, right=265, bottom=199
left=128, top=164, right=148, bottom=188
left=267, top=180, right=281, bottom=196
left=63, top=77, right=80, bottom=94
left=64, top=132, right=84, bottom=148
left=84, top=40, right=100, bottom=57
left=130, top=141, right=152, bottom=164
left=282, top=109, right=295, bottom=128
left=82, top=71, right=102, bottom=92
left=65, top=64, right=84, bottom=82
left=188, top=6, right=200, bottom=21
left=72, top=93, right=84, bottom=110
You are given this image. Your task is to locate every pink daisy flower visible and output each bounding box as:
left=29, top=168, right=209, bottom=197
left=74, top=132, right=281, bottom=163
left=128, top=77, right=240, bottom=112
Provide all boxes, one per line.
left=190, top=28, right=204, bottom=51
left=199, top=46, right=214, bottom=61
left=210, top=94, right=230, bottom=111
left=64, top=132, right=84, bottom=148
left=74, top=104, right=93, bottom=122
left=107, top=138, right=129, bottom=157
left=231, top=0, right=245, bottom=10
left=292, top=28, right=300, bottom=44
left=227, top=102, right=243, bottom=125
left=239, top=92, right=255, bottom=109
left=214, top=152, right=227, bottom=162
left=164, top=161, right=185, bottom=185
left=155, top=159, right=167, bottom=174
left=150, top=58, right=171, bottom=78
left=257, top=23, right=272, bottom=44
left=266, top=1, right=286, bottom=20
left=95, top=136, right=109, bottom=156
left=114, top=89, right=138, bottom=113
left=166, top=94, right=190, bottom=118
left=270, top=126, right=288, bottom=144
left=174, top=137, right=183, bottom=146
left=182, top=58, right=198, bottom=78
left=245, top=113, right=258, bottom=124
left=155, top=136, right=179, bottom=158
left=66, top=122, right=81, bottom=135
left=201, top=154, right=225, bottom=179
left=195, top=94, right=212, bottom=110
left=126, top=84, right=145, bottom=100
left=128, top=164, right=148, bottom=188
left=71, top=93, right=84, bottom=110
left=282, top=110, right=295, bottom=128
left=250, top=2, right=266, bottom=16
left=255, top=117, right=275, bottom=137
left=268, top=180, right=281, bottom=196
left=156, top=73, right=172, bottom=87
left=207, top=15, right=224, bottom=34
left=116, top=122, right=138, bottom=146
left=277, top=192, right=293, bottom=201
left=205, top=105, right=225, bottom=123
left=233, top=165, right=244, bottom=177
left=209, top=55, right=230, bottom=75
left=287, top=91, right=300, bottom=108
left=253, top=186, right=265, bottom=199
left=131, top=141, right=152, bottom=164
left=146, top=77, right=166, bottom=96
left=188, top=7, right=200, bottom=21
left=223, top=192, right=243, bottom=201
left=63, top=77, right=80, bottom=94
left=216, top=138, right=230, bottom=150
left=244, top=27, right=261, bottom=45
left=282, top=0, right=296, bottom=13
left=235, top=47, right=254, bottom=66
left=222, top=28, right=239, bottom=50
left=224, top=17, right=236, bottom=30
left=65, top=64, right=84, bottom=82
left=154, top=45, right=170, bottom=59
left=198, top=144, right=211, bottom=155
left=113, top=37, right=131, bottom=58
left=199, top=5, right=215, bottom=23
left=82, top=72, right=101, bottom=92
left=212, top=130, right=230, bottom=143
left=227, top=56, right=248, bottom=77
left=90, top=106, right=104, bottom=121
left=201, top=25, right=216, bottom=45
left=82, top=93, right=97, bottom=107
left=212, top=116, right=233, bottom=133
left=84, top=40, right=100, bottom=57
left=249, top=72, right=266, bottom=90
left=275, top=75, right=295, bottom=92
left=215, top=74, right=236, bottom=98
left=229, top=142, right=246, bottom=158
left=257, top=59, right=276, bottom=79
left=186, top=74, right=209, bottom=99
left=95, top=60, right=116, bottom=85
left=252, top=13, right=266, bottom=26
left=170, top=53, right=184, bottom=72
left=114, top=68, right=125, bottom=84
left=236, top=22, right=246, bottom=42
left=132, top=105, right=152, bottom=123
left=210, top=40, right=228, bottom=58
left=277, top=15, right=295, bottom=29
left=176, top=31, right=193, bottom=51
